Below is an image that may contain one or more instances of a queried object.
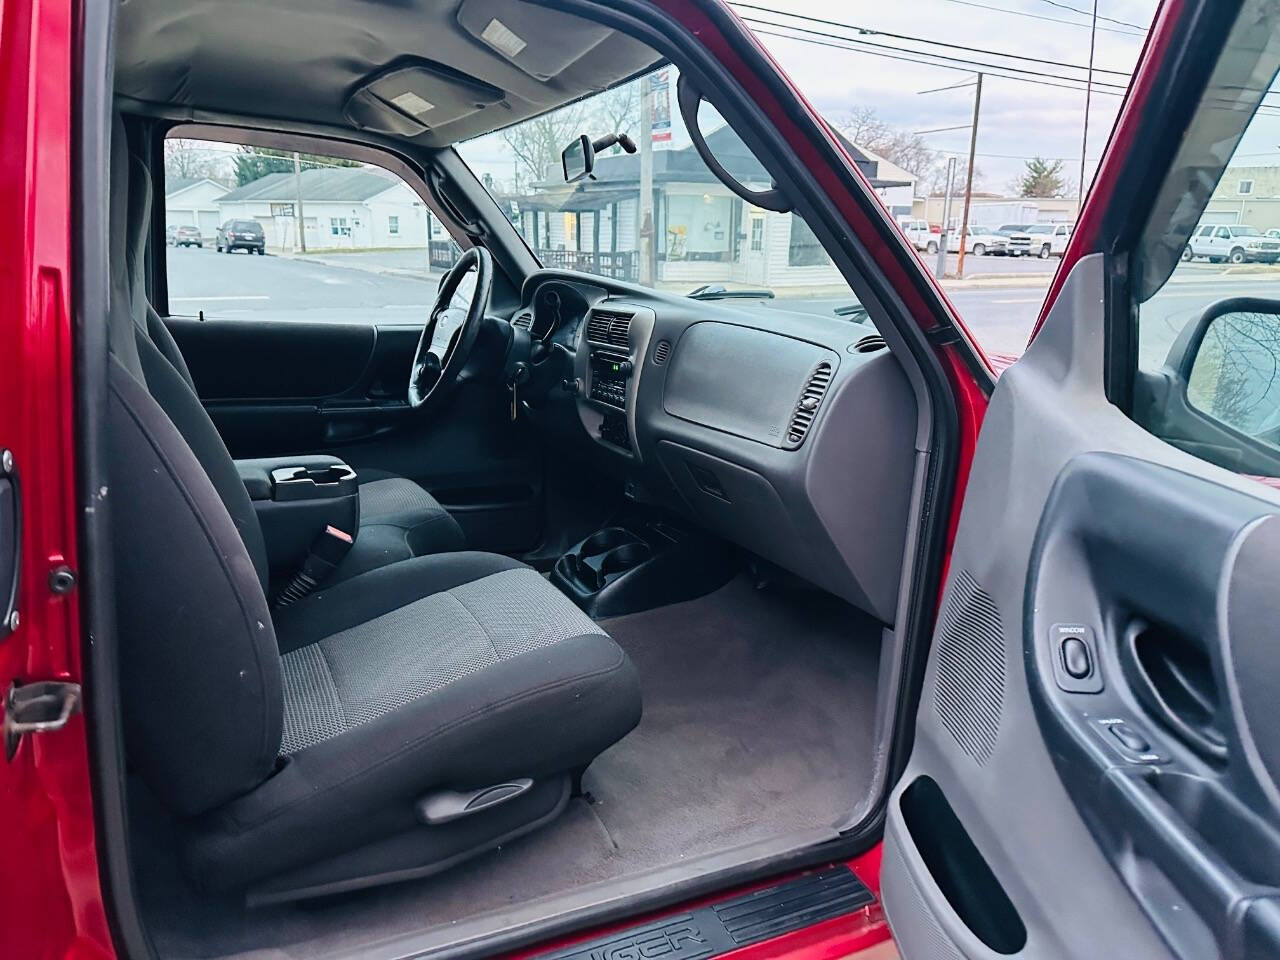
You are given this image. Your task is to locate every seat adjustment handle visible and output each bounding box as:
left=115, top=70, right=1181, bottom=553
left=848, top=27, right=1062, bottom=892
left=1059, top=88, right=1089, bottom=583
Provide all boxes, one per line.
left=415, top=778, right=534, bottom=825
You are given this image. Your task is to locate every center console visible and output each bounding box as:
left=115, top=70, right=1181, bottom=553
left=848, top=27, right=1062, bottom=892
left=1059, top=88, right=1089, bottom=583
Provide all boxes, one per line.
left=236, top=455, right=360, bottom=581
left=575, top=304, right=655, bottom=457
left=551, top=515, right=736, bottom=618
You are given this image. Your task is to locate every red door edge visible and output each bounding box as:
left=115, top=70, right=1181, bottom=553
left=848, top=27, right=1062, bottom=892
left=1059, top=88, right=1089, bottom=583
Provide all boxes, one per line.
left=0, top=0, right=112, bottom=953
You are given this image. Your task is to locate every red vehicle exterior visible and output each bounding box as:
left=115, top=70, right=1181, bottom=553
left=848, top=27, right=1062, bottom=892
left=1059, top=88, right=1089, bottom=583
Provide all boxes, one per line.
left=0, top=0, right=114, bottom=954
left=1, top=0, right=1201, bottom=957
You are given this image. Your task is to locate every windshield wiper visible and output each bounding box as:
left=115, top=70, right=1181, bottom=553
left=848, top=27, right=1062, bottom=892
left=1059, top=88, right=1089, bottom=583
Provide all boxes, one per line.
left=686, top=284, right=776, bottom=301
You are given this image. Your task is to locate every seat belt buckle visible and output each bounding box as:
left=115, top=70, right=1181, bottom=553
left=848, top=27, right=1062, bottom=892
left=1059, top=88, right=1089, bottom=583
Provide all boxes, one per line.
left=273, top=525, right=354, bottom=609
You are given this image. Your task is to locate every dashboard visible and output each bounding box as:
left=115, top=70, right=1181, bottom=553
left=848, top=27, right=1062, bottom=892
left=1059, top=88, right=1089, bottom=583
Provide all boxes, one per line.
left=509, top=270, right=918, bottom=625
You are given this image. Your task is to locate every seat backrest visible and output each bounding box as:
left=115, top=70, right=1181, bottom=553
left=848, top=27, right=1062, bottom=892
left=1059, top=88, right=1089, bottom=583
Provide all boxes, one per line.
left=108, top=114, right=282, bottom=817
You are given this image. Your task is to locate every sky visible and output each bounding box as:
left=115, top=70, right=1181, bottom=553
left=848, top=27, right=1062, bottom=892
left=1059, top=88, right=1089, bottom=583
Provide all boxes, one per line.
left=461, top=0, right=1167, bottom=197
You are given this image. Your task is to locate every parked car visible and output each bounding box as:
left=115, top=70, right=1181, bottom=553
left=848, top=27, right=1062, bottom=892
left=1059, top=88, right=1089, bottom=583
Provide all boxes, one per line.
left=1184, top=223, right=1280, bottom=263
left=165, top=223, right=179, bottom=245
left=172, top=224, right=203, bottom=248
left=1011, top=222, right=1073, bottom=259
left=216, top=218, right=266, bottom=254
left=946, top=225, right=1009, bottom=256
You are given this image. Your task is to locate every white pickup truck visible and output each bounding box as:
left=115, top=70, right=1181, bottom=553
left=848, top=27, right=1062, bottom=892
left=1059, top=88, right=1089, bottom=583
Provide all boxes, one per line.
left=1184, top=224, right=1280, bottom=263
left=1008, top=222, right=1073, bottom=259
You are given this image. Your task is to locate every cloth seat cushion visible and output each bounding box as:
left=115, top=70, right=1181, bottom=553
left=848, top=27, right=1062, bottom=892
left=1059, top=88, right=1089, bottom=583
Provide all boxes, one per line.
left=326, top=472, right=467, bottom=582
left=184, top=552, right=641, bottom=891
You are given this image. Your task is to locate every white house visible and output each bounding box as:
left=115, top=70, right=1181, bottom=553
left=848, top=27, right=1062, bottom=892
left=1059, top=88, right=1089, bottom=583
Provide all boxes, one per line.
left=164, top=177, right=226, bottom=238
left=214, top=167, right=431, bottom=251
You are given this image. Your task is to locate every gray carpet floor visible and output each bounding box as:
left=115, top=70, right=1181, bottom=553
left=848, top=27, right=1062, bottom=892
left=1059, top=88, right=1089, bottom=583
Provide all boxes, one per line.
left=139, top=576, right=882, bottom=959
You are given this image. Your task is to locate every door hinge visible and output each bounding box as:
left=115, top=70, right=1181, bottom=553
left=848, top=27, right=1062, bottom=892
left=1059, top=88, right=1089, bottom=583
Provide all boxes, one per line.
left=4, top=681, right=81, bottom=761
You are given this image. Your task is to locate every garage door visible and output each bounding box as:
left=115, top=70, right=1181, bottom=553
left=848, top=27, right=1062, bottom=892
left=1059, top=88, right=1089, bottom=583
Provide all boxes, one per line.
left=198, top=210, right=219, bottom=236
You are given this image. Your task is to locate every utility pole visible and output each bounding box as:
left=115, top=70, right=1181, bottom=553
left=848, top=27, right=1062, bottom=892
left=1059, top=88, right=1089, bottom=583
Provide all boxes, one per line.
left=936, top=156, right=957, bottom=280
left=293, top=151, right=307, bottom=253
left=1078, top=0, right=1099, bottom=203
left=638, top=75, right=655, bottom=286
left=956, top=72, right=983, bottom=279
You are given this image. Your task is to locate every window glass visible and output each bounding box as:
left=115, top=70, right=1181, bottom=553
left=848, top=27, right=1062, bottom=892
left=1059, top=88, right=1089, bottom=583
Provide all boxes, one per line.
left=1131, top=2, right=1280, bottom=479
left=162, top=134, right=445, bottom=323
left=457, top=65, right=863, bottom=324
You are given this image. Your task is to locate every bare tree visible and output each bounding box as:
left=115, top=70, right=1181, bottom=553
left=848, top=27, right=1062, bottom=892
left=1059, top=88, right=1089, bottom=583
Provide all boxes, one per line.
left=833, top=106, right=938, bottom=181
left=927, top=159, right=984, bottom=197
left=502, top=102, right=589, bottom=192
left=164, top=139, right=226, bottom=183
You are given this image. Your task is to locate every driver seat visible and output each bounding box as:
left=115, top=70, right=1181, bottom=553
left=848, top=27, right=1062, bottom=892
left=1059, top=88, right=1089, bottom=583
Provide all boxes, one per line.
left=129, top=161, right=465, bottom=580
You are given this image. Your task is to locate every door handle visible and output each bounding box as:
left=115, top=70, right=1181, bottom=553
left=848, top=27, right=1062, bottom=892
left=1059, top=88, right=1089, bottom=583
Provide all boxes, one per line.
left=1121, top=619, right=1228, bottom=762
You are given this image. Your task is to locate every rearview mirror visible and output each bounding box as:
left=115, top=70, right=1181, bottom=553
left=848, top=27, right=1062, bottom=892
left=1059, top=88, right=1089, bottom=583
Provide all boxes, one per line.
left=1172, top=298, right=1280, bottom=451
left=562, top=135, right=594, bottom=183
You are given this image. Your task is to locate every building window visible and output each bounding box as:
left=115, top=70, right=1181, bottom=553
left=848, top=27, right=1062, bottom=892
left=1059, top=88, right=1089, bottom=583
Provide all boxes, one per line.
left=749, top=217, right=764, bottom=252
left=788, top=214, right=830, bottom=266
left=1239, top=179, right=1254, bottom=195
left=330, top=217, right=350, bottom=237
left=388, top=215, right=399, bottom=235
left=665, top=194, right=733, bottom=262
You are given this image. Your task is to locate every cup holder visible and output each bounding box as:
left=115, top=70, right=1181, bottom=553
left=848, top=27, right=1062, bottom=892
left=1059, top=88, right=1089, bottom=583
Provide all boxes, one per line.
left=580, top=527, right=635, bottom=558
left=600, top=542, right=652, bottom=575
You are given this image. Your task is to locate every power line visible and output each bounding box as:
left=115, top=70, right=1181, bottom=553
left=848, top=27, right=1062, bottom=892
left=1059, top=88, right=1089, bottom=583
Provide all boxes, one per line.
left=745, top=23, right=1130, bottom=95
left=1033, top=0, right=1148, bottom=32
left=935, top=0, right=1146, bottom=35
left=747, top=22, right=1280, bottom=116
left=730, top=2, right=1133, bottom=77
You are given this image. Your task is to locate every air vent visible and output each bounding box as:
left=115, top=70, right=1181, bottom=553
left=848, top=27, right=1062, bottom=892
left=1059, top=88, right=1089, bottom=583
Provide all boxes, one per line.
left=653, top=340, right=671, bottom=365
left=784, top=362, right=833, bottom=448
left=512, top=310, right=533, bottom=330
left=586, top=310, right=633, bottom=347
left=853, top=334, right=886, bottom=353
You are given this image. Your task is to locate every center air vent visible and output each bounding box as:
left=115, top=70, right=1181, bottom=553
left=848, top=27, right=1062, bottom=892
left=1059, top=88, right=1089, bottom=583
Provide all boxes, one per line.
left=586, top=310, right=633, bottom=347
left=784, top=362, right=833, bottom=449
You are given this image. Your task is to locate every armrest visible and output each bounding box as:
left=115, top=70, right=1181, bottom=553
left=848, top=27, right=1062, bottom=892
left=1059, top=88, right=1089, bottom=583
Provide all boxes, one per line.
left=236, top=455, right=348, bottom=501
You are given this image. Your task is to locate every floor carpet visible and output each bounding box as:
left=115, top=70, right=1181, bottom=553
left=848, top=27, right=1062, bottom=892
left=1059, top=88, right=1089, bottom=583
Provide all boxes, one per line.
left=138, top=576, right=882, bottom=959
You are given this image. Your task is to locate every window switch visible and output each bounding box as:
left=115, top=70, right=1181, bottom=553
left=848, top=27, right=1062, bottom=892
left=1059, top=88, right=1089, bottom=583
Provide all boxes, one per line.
left=1061, top=637, right=1091, bottom=678
left=1109, top=722, right=1150, bottom=753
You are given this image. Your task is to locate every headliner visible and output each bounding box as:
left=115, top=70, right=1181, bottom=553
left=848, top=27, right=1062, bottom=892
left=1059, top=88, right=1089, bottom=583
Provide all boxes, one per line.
left=114, top=0, right=662, bottom=147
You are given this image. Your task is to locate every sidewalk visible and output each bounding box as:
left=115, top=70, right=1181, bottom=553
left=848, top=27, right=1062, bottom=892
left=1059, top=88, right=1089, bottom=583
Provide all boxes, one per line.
left=277, top=247, right=443, bottom=284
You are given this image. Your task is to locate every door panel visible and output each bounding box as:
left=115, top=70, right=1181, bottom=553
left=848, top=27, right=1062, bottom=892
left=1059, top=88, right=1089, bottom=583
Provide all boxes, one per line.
left=164, top=317, right=544, bottom=553
left=884, top=255, right=1280, bottom=960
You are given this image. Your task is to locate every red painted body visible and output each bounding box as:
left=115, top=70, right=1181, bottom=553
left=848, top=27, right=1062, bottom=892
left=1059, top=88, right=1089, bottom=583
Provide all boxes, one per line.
left=0, top=0, right=113, bottom=955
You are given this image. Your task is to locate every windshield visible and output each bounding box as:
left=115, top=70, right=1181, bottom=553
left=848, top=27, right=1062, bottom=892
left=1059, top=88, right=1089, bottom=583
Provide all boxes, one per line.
left=457, top=65, right=864, bottom=323
left=1025, top=225, right=1054, bottom=234
left=1232, top=226, right=1263, bottom=237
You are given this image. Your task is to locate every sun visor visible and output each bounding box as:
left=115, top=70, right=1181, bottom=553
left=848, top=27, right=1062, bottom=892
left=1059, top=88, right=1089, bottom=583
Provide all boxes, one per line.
left=456, top=0, right=613, bottom=81
left=345, top=59, right=506, bottom=136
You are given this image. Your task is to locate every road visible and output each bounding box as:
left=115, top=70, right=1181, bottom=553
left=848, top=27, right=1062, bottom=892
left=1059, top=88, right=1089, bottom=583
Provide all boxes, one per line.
left=166, top=246, right=1280, bottom=366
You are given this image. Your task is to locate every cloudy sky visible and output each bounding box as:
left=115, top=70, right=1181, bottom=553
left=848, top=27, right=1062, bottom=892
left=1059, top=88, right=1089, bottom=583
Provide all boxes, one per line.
left=463, top=0, right=1169, bottom=197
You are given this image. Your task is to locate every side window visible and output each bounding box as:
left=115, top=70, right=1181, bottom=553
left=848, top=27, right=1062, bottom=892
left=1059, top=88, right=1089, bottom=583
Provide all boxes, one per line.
left=1132, top=34, right=1280, bottom=479
left=163, top=133, right=444, bottom=323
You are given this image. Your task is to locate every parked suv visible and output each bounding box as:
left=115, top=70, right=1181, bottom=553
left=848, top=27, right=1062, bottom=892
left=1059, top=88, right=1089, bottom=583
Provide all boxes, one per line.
left=946, top=225, right=1009, bottom=256
left=898, top=218, right=938, bottom=252
left=216, top=219, right=265, bottom=254
left=1184, top=223, right=1280, bottom=263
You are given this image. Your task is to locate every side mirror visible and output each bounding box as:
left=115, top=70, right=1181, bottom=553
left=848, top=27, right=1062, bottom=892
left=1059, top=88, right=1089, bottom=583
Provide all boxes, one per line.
left=562, top=135, right=594, bottom=183
left=1166, top=297, right=1280, bottom=454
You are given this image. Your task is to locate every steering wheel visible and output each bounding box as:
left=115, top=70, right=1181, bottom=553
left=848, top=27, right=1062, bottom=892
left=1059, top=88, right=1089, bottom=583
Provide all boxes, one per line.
left=408, top=246, right=493, bottom=409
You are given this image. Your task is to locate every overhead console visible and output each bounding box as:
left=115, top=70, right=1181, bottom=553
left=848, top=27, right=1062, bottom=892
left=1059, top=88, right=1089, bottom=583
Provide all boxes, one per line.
left=519, top=271, right=917, bottom=625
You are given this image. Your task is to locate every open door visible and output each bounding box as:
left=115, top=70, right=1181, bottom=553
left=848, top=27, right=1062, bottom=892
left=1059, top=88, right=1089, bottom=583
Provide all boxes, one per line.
left=882, top=3, right=1280, bottom=959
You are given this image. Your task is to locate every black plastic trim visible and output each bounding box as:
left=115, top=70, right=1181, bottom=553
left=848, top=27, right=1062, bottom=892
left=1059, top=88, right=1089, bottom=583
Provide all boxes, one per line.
left=76, top=0, right=159, bottom=956
left=532, top=866, right=874, bottom=960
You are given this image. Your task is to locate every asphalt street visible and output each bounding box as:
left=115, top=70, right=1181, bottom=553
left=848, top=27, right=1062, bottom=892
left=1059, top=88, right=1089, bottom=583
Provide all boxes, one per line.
left=166, top=245, right=1280, bottom=366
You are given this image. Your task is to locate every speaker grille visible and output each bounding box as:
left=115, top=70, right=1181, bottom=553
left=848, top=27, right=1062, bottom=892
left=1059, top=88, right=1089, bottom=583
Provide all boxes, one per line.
left=933, top=569, right=1005, bottom=765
